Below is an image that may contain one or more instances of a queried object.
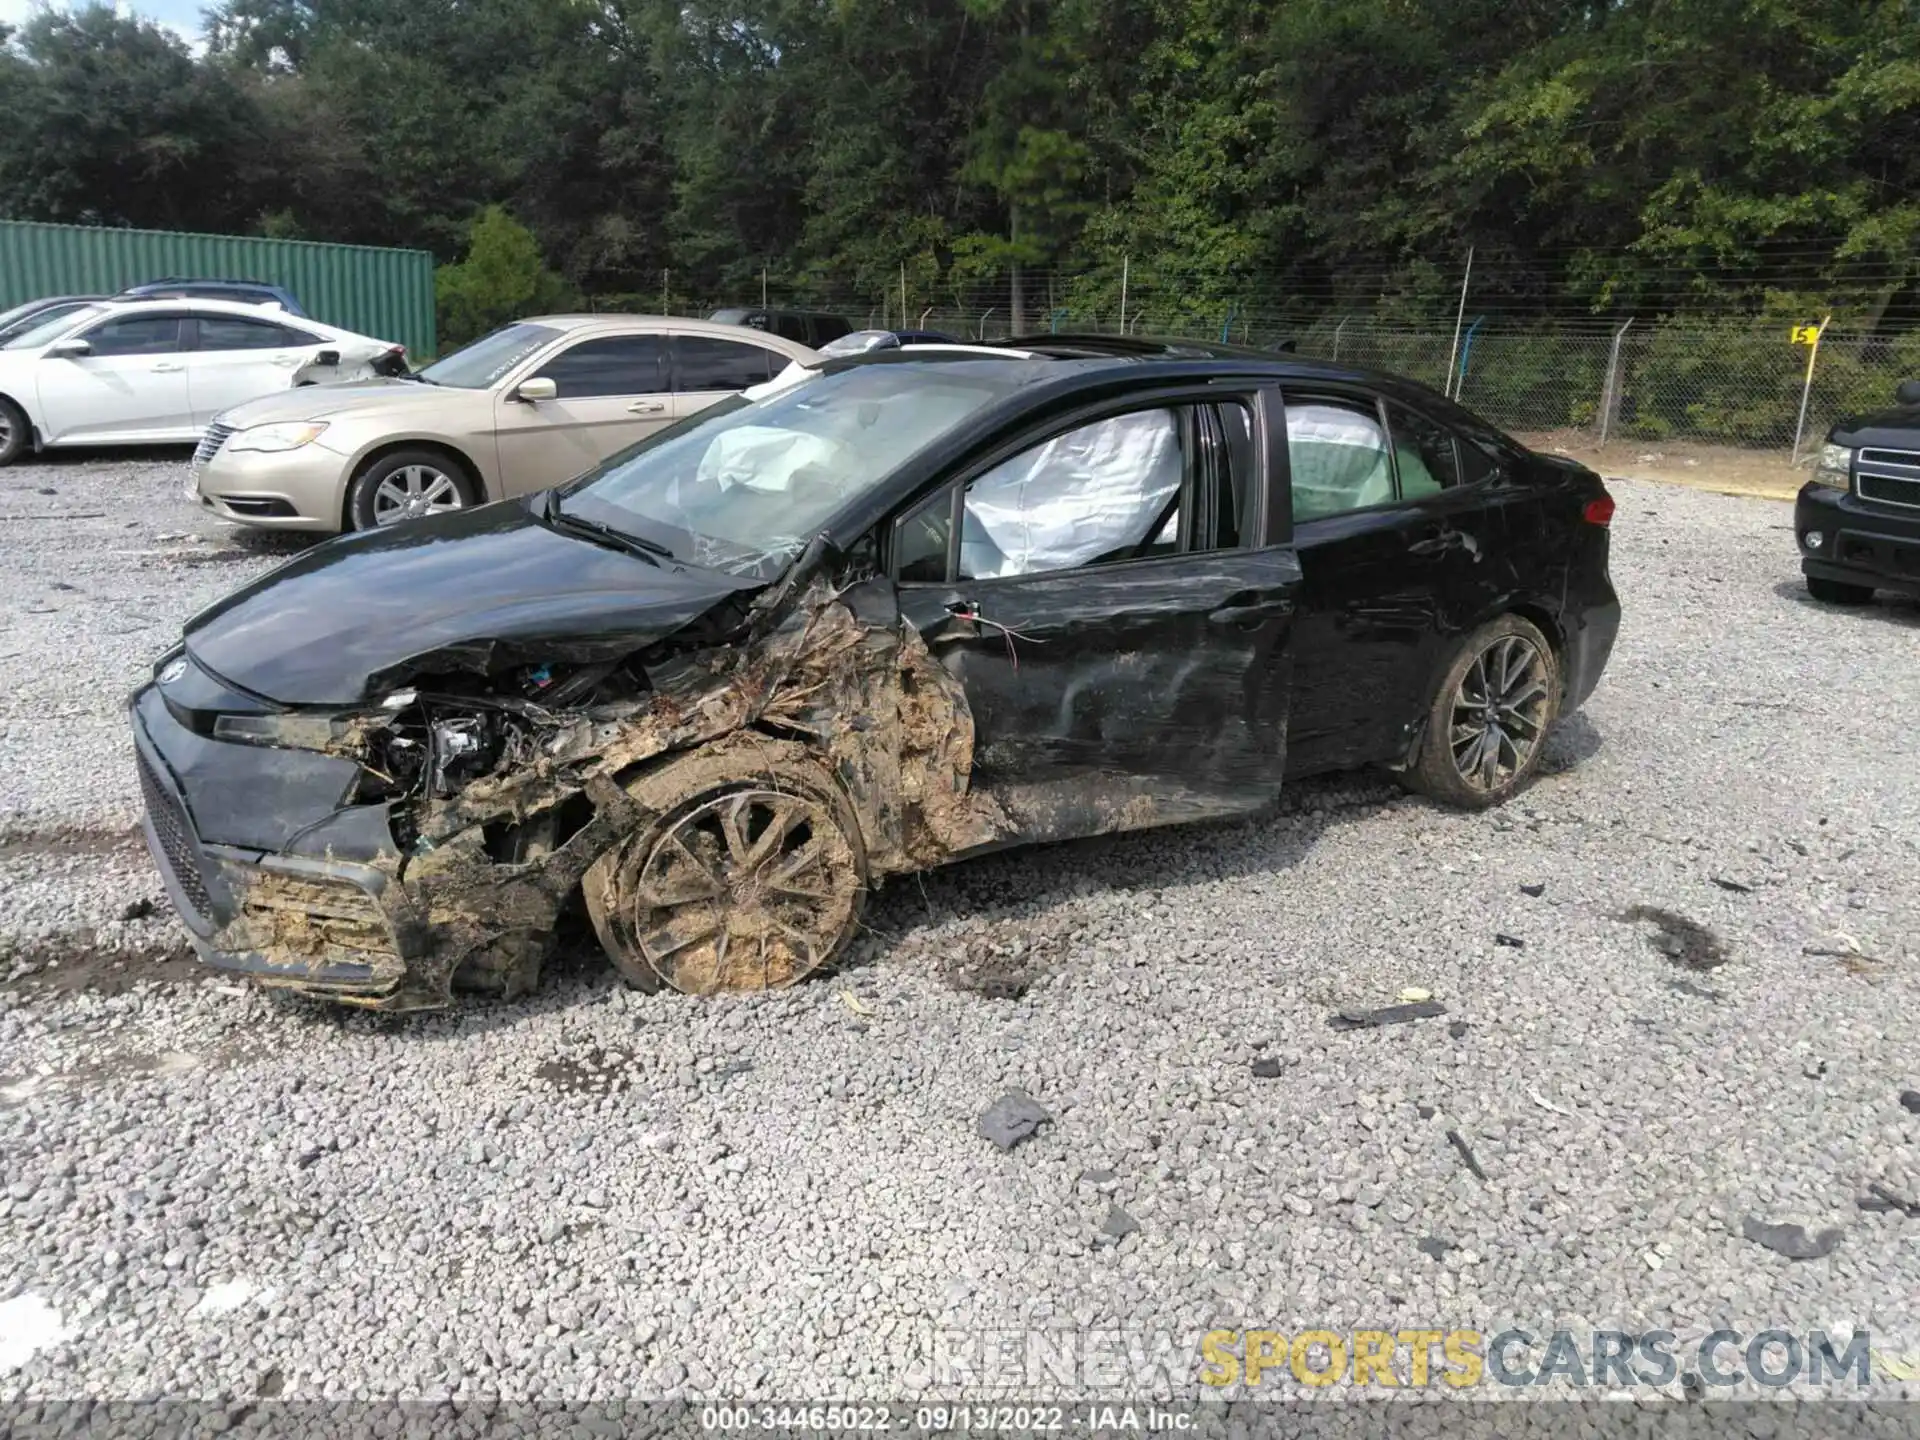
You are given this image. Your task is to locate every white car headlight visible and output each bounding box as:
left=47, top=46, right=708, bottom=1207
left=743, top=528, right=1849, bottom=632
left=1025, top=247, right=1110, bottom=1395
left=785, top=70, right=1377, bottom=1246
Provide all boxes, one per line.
left=1812, top=443, right=1853, bottom=490
left=227, top=421, right=328, bottom=454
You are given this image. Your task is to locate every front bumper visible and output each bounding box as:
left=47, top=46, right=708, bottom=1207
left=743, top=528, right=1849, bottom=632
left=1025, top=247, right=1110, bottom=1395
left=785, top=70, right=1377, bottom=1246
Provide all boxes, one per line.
left=193, top=442, right=353, bottom=533
left=131, top=683, right=432, bottom=1006
left=1795, top=482, right=1920, bottom=598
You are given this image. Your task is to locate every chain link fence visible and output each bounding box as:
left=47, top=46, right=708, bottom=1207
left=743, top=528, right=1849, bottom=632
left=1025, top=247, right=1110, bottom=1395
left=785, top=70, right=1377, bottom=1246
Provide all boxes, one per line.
left=590, top=269, right=1920, bottom=461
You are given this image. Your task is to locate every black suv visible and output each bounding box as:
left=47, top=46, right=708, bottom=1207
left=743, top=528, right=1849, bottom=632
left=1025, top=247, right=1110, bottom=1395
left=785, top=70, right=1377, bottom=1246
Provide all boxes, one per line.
left=708, top=307, right=852, bottom=348
left=1797, top=379, right=1920, bottom=603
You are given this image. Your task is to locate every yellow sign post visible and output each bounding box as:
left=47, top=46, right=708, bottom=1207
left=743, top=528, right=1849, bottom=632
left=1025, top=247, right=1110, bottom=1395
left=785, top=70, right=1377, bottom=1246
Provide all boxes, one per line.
left=1790, top=314, right=1831, bottom=464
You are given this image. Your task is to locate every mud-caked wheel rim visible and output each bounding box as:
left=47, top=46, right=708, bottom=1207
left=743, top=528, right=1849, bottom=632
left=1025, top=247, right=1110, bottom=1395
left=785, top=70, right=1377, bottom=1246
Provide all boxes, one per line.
left=372, top=464, right=463, bottom=525
left=1449, top=633, right=1550, bottom=793
left=618, top=787, right=860, bottom=994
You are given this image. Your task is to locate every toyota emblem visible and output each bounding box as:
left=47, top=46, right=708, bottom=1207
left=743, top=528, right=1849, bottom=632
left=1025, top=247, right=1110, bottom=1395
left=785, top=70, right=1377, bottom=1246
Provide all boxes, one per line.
left=157, top=657, right=187, bottom=685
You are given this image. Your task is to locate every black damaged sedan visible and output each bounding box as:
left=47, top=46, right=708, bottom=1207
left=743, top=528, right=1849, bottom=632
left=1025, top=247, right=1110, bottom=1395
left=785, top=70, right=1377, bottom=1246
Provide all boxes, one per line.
left=132, top=338, right=1620, bottom=1008
left=1796, top=379, right=1920, bottom=604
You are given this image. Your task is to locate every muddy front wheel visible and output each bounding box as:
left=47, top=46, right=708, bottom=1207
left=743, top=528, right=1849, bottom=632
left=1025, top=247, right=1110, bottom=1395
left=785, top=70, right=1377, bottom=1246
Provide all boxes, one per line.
left=583, top=750, right=866, bottom=995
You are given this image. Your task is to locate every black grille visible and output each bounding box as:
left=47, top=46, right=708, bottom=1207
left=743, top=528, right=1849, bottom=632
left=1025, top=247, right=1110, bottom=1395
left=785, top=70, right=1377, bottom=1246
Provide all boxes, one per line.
left=192, top=422, right=235, bottom=470
left=136, top=746, right=213, bottom=919
left=1858, top=472, right=1920, bottom=510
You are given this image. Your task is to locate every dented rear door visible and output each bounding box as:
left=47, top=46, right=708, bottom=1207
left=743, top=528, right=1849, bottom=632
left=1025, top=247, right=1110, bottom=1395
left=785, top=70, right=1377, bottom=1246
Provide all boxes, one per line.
left=895, top=389, right=1299, bottom=847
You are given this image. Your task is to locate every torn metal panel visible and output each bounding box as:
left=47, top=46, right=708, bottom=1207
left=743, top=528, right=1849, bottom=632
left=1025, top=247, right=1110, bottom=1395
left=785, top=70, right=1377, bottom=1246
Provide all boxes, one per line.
left=894, top=547, right=1299, bottom=847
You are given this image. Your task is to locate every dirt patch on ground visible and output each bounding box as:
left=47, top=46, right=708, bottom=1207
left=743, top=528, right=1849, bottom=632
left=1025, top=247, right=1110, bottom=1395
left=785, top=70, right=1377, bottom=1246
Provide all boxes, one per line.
left=1617, top=904, right=1731, bottom=971
left=0, top=825, right=143, bottom=863
left=533, top=1046, right=640, bottom=1096
left=1516, top=430, right=1804, bottom=501
left=0, top=932, right=208, bottom=999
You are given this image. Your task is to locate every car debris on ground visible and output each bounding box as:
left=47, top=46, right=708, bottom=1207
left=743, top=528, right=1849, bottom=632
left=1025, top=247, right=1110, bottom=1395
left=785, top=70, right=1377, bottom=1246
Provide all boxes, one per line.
left=1740, top=1216, right=1843, bottom=1260
left=1328, top=999, right=1447, bottom=1030
left=976, top=1089, right=1051, bottom=1151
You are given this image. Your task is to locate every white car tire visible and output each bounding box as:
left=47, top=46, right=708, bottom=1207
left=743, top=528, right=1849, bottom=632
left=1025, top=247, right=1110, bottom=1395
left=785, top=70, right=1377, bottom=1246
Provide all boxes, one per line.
left=0, top=397, right=28, bottom=467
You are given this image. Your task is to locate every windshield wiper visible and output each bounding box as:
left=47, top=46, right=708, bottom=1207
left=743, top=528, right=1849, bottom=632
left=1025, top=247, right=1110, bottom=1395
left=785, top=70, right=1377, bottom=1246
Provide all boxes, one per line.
left=538, top=491, right=672, bottom=562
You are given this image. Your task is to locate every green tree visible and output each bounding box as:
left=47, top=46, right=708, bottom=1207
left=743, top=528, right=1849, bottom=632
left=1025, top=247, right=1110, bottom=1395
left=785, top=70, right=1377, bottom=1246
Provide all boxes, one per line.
left=435, top=206, right=576, bottom=347
left=0, top=4, right=263, bottom=231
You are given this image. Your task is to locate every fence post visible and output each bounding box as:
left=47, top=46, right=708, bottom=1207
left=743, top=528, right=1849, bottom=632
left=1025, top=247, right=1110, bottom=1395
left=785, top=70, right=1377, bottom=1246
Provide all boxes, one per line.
left=1444, top=247, right=1474, bottom=397
left=1599, top=318, right=1633, bottom=446
left=661, top=269, right=670, bottom=317
left=1790, top=313, right=1831, bottom=465
left=1118, top=254, right=1130, bottom=336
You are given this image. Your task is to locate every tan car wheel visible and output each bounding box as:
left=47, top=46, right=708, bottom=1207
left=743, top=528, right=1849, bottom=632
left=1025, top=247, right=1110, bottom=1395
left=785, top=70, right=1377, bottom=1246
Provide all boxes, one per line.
left=584, top=751, right=867, bottom=996
left=347, top=448, right=476, bottom=530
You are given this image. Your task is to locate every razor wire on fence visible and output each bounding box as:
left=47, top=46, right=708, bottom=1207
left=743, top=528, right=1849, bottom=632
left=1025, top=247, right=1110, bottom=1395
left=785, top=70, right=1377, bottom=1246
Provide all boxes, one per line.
left=587, top=267, right=1920, bottom=460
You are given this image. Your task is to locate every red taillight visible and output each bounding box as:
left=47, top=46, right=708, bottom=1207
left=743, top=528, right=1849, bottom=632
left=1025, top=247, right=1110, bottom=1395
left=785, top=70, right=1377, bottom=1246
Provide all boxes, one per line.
left=1583, top=496, right=1615, bottom=527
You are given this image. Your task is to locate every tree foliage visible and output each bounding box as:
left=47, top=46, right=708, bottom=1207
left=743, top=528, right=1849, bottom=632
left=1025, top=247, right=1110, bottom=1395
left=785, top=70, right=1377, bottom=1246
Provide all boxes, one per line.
left=1, top=0, right=1916, bottom=326
left=435, top=206, right=577, bottom=346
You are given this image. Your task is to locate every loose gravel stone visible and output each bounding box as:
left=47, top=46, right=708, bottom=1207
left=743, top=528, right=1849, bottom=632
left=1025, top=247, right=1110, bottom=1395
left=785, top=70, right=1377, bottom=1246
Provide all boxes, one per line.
left=0, top=463, right=1916, bottom=1403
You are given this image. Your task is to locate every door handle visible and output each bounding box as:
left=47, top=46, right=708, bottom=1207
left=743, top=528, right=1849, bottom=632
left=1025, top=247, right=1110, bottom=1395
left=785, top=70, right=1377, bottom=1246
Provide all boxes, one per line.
left=1409, top=528, right=1466, bottom=556
left=150, top=362, right=184, bottom=373
left=627, top=400, right=667, bottom=414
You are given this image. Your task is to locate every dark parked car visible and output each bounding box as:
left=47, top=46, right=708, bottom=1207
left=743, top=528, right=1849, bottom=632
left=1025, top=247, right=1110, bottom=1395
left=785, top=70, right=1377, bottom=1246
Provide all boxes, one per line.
left=709, top=307, right=852, bottom=348
left=0, top=294, right=106, bottom=346
left=118, top=278, right=307, bottom=316
left=130, top=339, right=1619, bottom=1009
left=1796, top=379, right=1920, bottom=603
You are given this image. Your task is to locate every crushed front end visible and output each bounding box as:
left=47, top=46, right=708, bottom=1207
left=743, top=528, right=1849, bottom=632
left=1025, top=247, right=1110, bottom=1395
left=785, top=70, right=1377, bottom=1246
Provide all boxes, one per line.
left=130, top=567, right=1001, bottom=1011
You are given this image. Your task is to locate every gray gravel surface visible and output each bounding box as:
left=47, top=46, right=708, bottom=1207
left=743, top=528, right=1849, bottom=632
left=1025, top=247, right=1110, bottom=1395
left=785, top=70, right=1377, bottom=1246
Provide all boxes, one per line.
left=1, top=455, right=1917, bottom=1406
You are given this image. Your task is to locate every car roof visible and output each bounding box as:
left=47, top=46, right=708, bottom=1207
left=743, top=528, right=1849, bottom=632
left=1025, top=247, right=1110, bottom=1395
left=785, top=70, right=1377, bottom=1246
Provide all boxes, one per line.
left=123, top=277, right=286, bottom=290
left=987, top=332, right=1295, bottom=361
left=813, top=338, right=1508, bottom=441
left=522, top=313, right=821, bottom=348
left=83, top=297, right=320, bottom=322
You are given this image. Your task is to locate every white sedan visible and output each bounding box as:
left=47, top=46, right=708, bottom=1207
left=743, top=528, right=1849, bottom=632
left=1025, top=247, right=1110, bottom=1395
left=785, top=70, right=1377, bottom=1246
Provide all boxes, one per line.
left=0, top=298, right=406, bottom=466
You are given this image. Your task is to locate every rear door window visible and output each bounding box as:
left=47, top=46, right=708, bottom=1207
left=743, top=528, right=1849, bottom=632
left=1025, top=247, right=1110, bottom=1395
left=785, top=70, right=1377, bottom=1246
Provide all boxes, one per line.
left=193, top=316, right=315, bottom=350
left=1283, top=397, right=1394, bottom=521
left=672, top=336, right=780, bottom=391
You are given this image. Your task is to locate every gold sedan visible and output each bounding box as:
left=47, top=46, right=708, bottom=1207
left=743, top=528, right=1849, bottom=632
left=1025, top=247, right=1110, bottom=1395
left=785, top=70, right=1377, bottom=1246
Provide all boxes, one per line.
left=190, top=315, right=818, bottom=533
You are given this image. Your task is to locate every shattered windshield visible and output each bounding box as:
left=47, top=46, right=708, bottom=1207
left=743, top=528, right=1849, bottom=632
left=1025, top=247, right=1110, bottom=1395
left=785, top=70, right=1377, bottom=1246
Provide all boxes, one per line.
left=559, top=360, right=1047, bottom=578
left=417, top=321, right=562, bottom=388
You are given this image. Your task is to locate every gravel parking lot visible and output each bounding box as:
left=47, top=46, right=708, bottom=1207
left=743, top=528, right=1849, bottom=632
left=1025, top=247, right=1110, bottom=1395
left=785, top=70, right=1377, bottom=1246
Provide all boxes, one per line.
left=1, top=453, right=1917, bottom=1406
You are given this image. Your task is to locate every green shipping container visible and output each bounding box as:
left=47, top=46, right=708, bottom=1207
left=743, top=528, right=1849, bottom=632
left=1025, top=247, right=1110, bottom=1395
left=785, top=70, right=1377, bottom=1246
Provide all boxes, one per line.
left=0, top=219, right=437, bottom=359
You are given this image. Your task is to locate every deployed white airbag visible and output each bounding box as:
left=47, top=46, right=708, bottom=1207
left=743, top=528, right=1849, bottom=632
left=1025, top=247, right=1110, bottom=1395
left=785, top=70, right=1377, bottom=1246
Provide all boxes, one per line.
left=962, top=408, right=1180, bottom=577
